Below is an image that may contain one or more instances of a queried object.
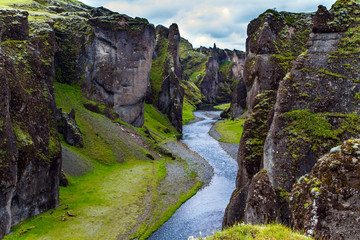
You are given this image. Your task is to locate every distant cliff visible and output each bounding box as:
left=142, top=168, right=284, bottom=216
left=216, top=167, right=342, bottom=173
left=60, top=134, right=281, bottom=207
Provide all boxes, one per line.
left=224, top=1, right=360, bottom=238
left=148, top=24, right=184, bottom=133
left=179, top=39, right=246, bottom=107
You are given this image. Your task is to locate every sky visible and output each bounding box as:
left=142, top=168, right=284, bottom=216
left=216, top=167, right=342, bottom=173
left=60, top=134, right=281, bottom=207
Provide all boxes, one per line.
left=80, top=0, right=335, bottom=51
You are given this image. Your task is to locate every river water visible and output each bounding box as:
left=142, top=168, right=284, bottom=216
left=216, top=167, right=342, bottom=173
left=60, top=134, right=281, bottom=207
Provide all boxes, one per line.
left=148, top=111, right=238, bottom=240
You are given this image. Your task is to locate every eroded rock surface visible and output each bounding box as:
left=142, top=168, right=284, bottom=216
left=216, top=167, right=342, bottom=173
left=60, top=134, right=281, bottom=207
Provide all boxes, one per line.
left=0, top=10, right=61, bottom=237
left=156, top=24, right=184, bottom=133
left=225, top=2, right=360, bottom=238
left=290, top=139, right=360, bottom=239
left=54, top=10, right=156, bottom=127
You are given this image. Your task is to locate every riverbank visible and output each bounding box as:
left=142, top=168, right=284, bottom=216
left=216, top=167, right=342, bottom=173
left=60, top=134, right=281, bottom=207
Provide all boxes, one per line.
left=209, top=123, right=239, bottom=160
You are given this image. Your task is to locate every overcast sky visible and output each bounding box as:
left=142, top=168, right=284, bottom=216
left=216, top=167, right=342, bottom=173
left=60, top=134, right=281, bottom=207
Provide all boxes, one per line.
left=81, top=0, right=335, bottom=51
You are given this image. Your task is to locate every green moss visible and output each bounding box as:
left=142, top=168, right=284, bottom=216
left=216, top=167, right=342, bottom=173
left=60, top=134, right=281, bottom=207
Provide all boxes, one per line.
left=317, top=68, right=347, bottom=79
left=216, top=119, right=246, bottom=144
left=182, top=97, right=196, bottom=125
left=354, top=92, right=360, bottom=101
left=280, top=110, right=360, bottom=162
left=214, top=103, right=231, bottom=110
left=13, top=123, right=34, bottom=148
left=149, top=36, right=169, bottom=102
left=143, top=104, right=179, bottom=143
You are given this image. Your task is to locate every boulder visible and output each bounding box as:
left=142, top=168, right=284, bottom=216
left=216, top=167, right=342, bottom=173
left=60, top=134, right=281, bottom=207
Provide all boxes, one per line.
left=289, top=139, right=360, bottom=239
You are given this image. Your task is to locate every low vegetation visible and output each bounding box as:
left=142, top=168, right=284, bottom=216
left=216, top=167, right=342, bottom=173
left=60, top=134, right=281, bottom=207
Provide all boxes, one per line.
left=202, top=223, right=311, bottom=240
left=3, top=82, right=200, bottom=239
left=214, top=103, right=231, bottom=111
left=215, top=118, right=245, bottom=144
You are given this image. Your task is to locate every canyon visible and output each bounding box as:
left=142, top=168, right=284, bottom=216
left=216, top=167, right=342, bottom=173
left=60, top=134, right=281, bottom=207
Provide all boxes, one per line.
left=0, top=0, right=359, bottom=239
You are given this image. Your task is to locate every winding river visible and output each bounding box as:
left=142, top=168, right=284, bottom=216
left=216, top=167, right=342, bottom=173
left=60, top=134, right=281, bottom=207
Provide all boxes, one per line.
left=148, top=111, right=238, bottom=240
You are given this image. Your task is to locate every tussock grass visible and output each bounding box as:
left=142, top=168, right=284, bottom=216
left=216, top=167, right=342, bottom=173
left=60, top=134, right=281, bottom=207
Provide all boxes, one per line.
left=203, top=223, right=312, bottom=240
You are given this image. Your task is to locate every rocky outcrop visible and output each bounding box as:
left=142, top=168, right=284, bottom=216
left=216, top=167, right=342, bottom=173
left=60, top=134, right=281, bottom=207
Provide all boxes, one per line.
left=200, top=44, right=221, bottom=103
left=228, top=79, right=247, bottom=118
left=54, top=9, right=156, bottom=127
left=156, top=24, right=184, bottom=133
left=289, top=139, right=360, bottom=239
left=200, top=45, right=245, bottom=104
left=179, top=38, right=245, bottom=108
left=263, top=1, right=360, bottom=222
left=225, top=2, right=360, bottom=238
left=57, top=109, right=84, bottom=148
left=223, top=9, right=313, bottom=228
left=0, top=10, right=61, bottom=238
left=148, top=24, right=184, bottom=133
left=223, top=90, right=276, bottom=227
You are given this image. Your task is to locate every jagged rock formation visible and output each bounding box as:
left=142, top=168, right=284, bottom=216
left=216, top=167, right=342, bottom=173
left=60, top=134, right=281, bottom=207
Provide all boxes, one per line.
left=179, top=39, right=246, bottom=107
left=54, top=7, right=155, bottom=127
left=224, top=9, right=313, bottom=228
left=0, top=10, right=61, bottom=238
left=224, top=1, right=360, bottom=238
left=289, top=139, right=360, bottom=239
left=149, top=24, right=184, bottom=133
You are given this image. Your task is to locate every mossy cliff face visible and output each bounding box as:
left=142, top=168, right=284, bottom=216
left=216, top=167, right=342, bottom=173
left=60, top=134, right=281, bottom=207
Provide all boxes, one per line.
left=53, top=8, right=156, bottom=127
left=149, top=24, right=184, bottom=133
left=0, top=10, right=61, bottom=238
left=224, top=9, right=313, bottom=228
left=225, top=1, right=360, bottom=236
left=263, top=0, right=360, bottom=221
left=85, top=15, right=155, bottom=127
left=289, top=139, right=360, bottom=239
left=244, top=10, right=313, bottom=112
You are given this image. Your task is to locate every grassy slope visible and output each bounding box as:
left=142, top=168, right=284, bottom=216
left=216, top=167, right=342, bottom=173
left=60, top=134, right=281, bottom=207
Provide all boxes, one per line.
left=3, top=82, right=199, bottom=240
left=203, top=224, right=311, bottom=240
left=214, top=103, right=231, bottom=111
left=215, top=118, right=245, bottom=144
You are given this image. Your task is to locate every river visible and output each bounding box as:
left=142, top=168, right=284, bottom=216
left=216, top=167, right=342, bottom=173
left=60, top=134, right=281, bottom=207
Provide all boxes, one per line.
left=148, top=111, right=238, bottom=240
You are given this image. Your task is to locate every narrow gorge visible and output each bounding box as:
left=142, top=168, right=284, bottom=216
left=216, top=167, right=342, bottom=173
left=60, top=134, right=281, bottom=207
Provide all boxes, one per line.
left=0, top=0, right=359, bottom=239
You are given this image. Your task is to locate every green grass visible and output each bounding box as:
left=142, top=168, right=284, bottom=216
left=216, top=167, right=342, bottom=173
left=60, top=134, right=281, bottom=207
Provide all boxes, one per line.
left=204, top=223, right=311, bottom=240
left=214, top=103, right=230, bottom=111
left=183, top=98, right=197, bottom=125
left=143, top=104, right=179, bottom=143
left=215, top=119, right=245, bottom=144
left=4, top=159, right=164, bottom=240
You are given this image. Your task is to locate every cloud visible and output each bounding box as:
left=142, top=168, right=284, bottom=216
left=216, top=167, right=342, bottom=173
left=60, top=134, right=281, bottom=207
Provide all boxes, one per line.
left=80, top=0, right=335, bottom=50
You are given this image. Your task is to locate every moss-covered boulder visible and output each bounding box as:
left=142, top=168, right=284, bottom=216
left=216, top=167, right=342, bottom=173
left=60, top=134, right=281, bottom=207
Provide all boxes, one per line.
left=289, top=139, right=360, bottom=239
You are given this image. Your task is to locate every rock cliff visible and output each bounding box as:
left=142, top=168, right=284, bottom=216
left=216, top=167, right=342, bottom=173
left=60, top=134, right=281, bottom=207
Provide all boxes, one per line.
left=224, top=9, right=313, bottom=227
left=54, top=9, right=155, bottom=127
left=149, top=24, right=184, bottom=133
left=179, top=40, right=246, bottom=107
left=0, top=10, right=61, bottom=238
left=224, top=1, right=360, bottom=238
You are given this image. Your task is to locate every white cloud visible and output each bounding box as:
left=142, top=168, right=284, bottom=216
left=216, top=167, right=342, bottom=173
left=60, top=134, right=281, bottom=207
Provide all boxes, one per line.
left=80, top=0, right=336, bottom=50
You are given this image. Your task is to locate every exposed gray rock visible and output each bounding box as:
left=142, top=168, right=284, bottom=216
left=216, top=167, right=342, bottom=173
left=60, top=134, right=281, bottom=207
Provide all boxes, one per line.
left=244, top=169, right=278, bottom=224
left=57, top=109, right=84, bottom=148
